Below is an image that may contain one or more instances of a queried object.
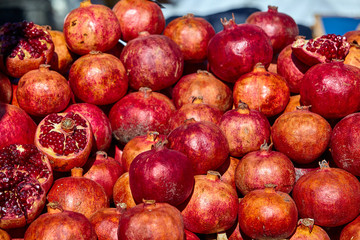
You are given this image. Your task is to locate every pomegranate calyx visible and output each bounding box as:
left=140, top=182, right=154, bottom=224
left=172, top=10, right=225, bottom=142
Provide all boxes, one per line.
left=206, top=170, right=222, bottom=181
left=71, top=167, right=84, bottom=177
left=318, top=160, right=330, bottom=169
left=260, top=141, right=273, bottom=152
left=267, top=5, right=279, bottom=13
left=220, top=13, right=236, bottom=29
left=146, top=131, right=159, bottom=141
left=46, top=202, right=64, bottom=213
left=80, top=0, right=92, bottom=8
left=297, top=218, right=315, bottom=233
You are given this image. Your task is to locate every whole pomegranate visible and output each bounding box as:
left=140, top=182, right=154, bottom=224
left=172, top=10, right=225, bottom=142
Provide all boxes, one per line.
left=0, top=72, right=11, bottom=104
left=0, top=103, right=37, bottom=149
left=207, top=15, right=273, bottom=83
left=340, top=215, right=360, bottom=240
left=238, top=184, right=298, bottom=239
left=290, top=218, right=330, bottom=239
left=16, top=64, right=71, bottom=117
left=300, top=61, right=360, bottom=119
left=0, top=20, right=54, bottom=78
left=120, top=32, right=183, bottom=91
left=112, top=0, right=165, bottom=42
left=118, top=200, right=185, bottom=240
left=246, top=5, right=299, bottom=54
left=68, top=51, right=128, bottom=105
left=63, top=0, right=121, bottom=55
left=34, top=111, right=94, bottom=172
left=292, top=160, right=360, bottom=227
left=0, top=144, right=53, bottom=229
left=163, top=13, right=215, bottom=63
left=112, top=172, right=136, bottom=209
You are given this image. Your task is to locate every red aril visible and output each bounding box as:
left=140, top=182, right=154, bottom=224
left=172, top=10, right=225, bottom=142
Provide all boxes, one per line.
left=0, top=72, right=11, bottom=104
left=290, top=218, right=330, bottom=239
left=112, top=172, right=136, bottom=209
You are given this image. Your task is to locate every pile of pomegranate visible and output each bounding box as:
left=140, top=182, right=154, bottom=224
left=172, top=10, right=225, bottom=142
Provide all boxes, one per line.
left=1, top=0, right=360, bottom=239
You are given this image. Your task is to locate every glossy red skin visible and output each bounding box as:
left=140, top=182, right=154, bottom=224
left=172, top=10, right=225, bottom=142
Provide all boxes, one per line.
left=330, top=112, right=360, bottom=176
left=112, top=0, right=165, bottom=42
left=0, top=72, right=11, bottom=103
left=120, top=33, right=183, bottom=91
left=129, top=145, right=194, bottom=206
left=68, top=52, right=128, bottom=105
left=163, top=14, right=215, bottom=63
left=238, top=187, right=298, bottom=239
left=63, top=1, right=121, bottom=55
left=109, top=88, right=176, bottom=146
left=118, top=202, right=185, bottom=240
left=233, top=64, right=290, bottom=117
left=112, top=172, right=136, bottom=209
left=277, top=44, right=310, bottom=93
left=167, top=120, right=229, bottom=175
left=172, top=70, right=233, bottom=112
left=180, top=173, right=239, bottom=234
left=0, top=103, right=37, bottom=149
left=292, top=165, right=360, bottom=227
left=218, top=106, right=271, bottom=158
left=246, top=6, right=299, bottom=54
left=340, top=215, right=360, bottom=240
left=207, top=20, right=273, bottom=83
left=65, top=103, right=112, bottom=152
left=89, top=207, right=124, bottom=240
left=271, top=108, right=332, bottom=164
left=300, top=62, right=360, bottom=119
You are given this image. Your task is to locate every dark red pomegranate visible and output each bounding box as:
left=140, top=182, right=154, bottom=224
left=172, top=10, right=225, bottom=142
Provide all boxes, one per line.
left=233, top=63, right=290, bottom=117
left=180, top=171, right=239, bottom=234
left=65, top=103, right=112, bottom=152
left=271, top=106, right=332, bottom=164
left=68, top=51, right=128, bottom=105
left=0, top=103, right=37, bottom=149
left=112, top=172, right=136, bottom=209
left=0, top=144, right=53, bottom=229
left=292, top=160, right=360, bottom=227
left=290, top=218, right=330, bottom=239
left=207, top=15, right=273, bottom=83
left=163, top=13, right=215, bottom=63
left=340, top=215, right=360, bottom=240
left=24, top=202, right=97, bottom=240
left=47, top=167, right=109, bottom=219
left=0, top=20, right=54, bottom=78
left=219, top=101, right=271, bottom=158
left=167, top=119, right=229, bottom=175
left=63, top=0, right=121, bottom=55
left=34, top=111, right=94, bottom=172
left=16, top=64, right=71, bottom=117
left=246, top=5, right=299, bottom=55
left=277, top=44, right=310, bottom=93
left=238, top=184, right=298, bottom=239
left=0, top=72, right=11, bottom=104
left=292, top=34, right=350, bottom=66
left=120, top=32, right=183, bottom=91
left=109, top=87, right=176, bottom=146
left=112, top=0, right=165, bottom=42
left=129, top=141, right=194, bottom=206
left=300, top=61, right=360, bottom=119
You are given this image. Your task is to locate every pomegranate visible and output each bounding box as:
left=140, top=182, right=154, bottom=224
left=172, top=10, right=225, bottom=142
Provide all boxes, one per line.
left=235, top=142, right=296, bottom=195
left=238, top=184, right=298, bottom=239
left=0, top=103, right=37, bottom=149
left=0, top=229, right=10, bottom=240
left=0, top=72, right=11, bottom=103
left=344, top=29, right=360, bottom=43
left=34, top=111, right=94, bottom=172
left=109, top=87, right=176, bottom=146
left=167, top=119, right=229, bottom=175
left=11, top=84, right=19, bottom=107
left=24, top=202, right=97, bottom=240
left=216, top=156, right=240, bottom=190
left=340, top=215, right=360, bottom=240
left=0, top=21, right=54, bottom=78
left=292, top=160, right=360, bottom=227
left=283, top=94, right=301, bottom=113
left=112, top=172, right=136, bottom=209
left=207, top=15, right=273, bottom=83
left=218, top=101, right=271, bottom=158
left=271, top=106, right=332, bottom=164
left=63, top=0, right=121, bottom=55
left=232, top=63, right=290, bottom=117
left=112, top=0, right=165, bottom=42
left=65, top=103, right=112, bottom=152
left=163, top=13, right=215, bottom=63
left=114, top=144, right=123, bottom=165
left=292, top=34, right=350, bottom=66
left=277, top=44, right=310, bottom=93
left=129, top=141, right=194, bottom=206
left=246, top=5, right=299, bottom=55
left=120, top=32, right=183, bottom=91
left=47, top=167, right=109, bottom=219
left=290, top=218, right=330, bottom=239
left=344, top=41, right=360, bottom=69
left=180, top=171, right=239, bottom=234
left=16, top=64, right=71, bottom=117
left=294, top=164, right=319, bottom=182
left=172, top=70, right=233, bottom=112
left=185, top=230, right=201, bottom=240
left=300, top=61, right=360, bottom=119
left=330, top=112, right=360, bottom=176
left=0, top=144, right=53, bottom=229
left=68, top=51, right=128, bottom=105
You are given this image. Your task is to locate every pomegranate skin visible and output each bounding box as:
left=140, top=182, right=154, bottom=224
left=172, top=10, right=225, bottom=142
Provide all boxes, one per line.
left=330, top=112, right=360, bottom=176
left=0, top=72, right=11, bottom=104
left=290, top=218, right=330, bottom=240
left=300, top=61, right=360, bottom=119
left=340, top=215, right=360, bottom=240
left=112, top=172, right=136, bottom=209
left=292, top=160, right=360, bottom=227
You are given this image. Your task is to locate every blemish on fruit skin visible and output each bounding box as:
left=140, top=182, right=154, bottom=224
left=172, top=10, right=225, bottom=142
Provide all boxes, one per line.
left=71, top=20, right=77, bottom=27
